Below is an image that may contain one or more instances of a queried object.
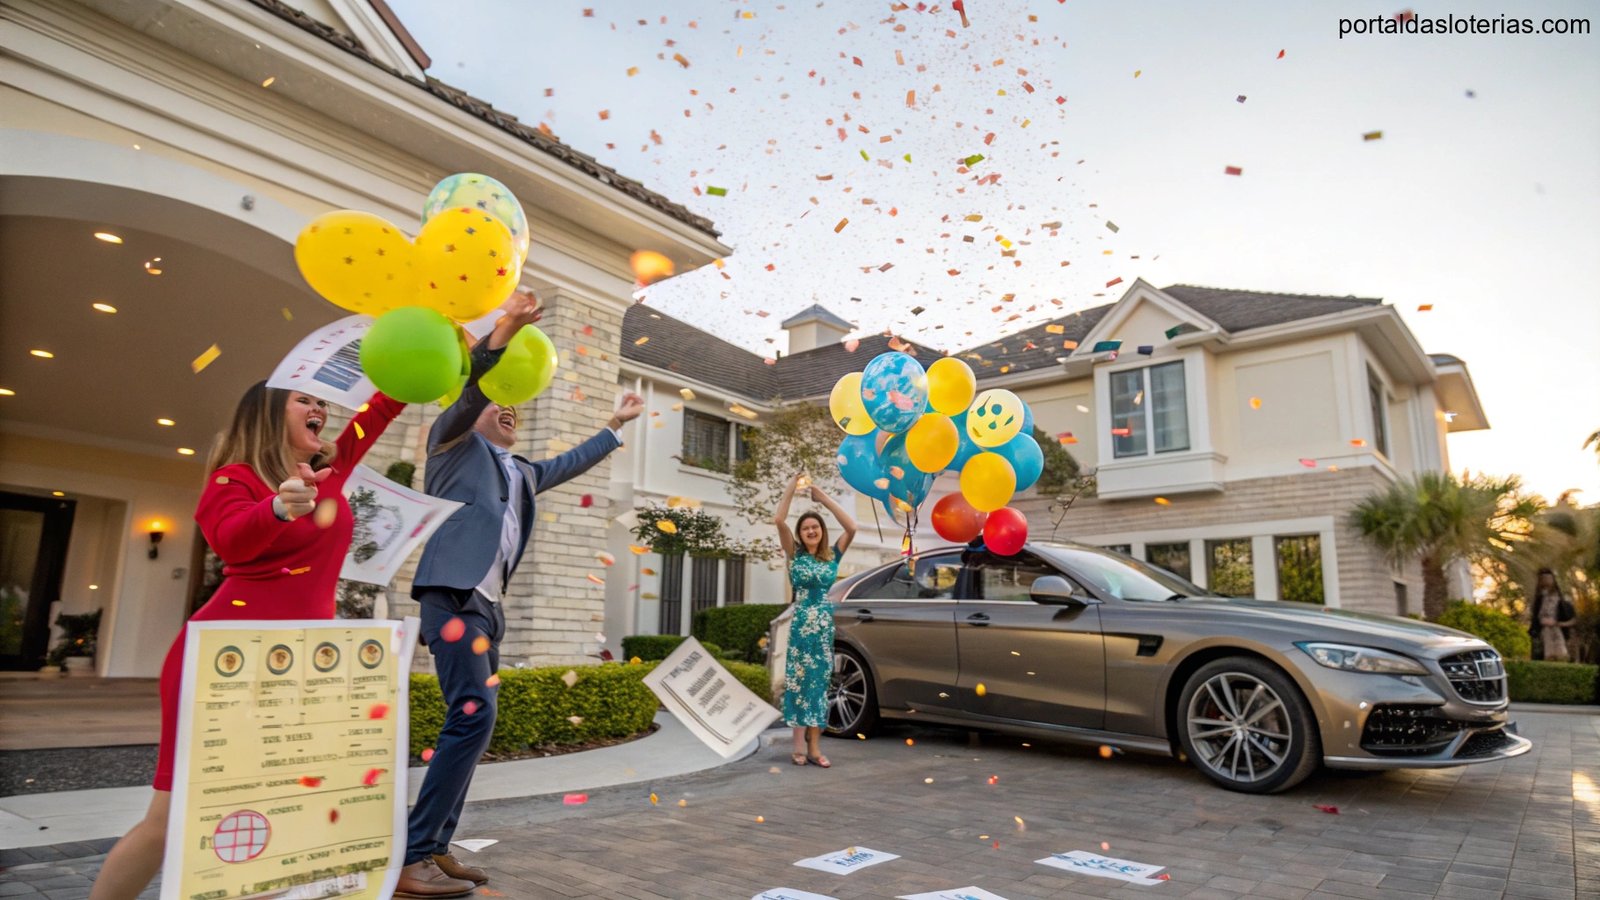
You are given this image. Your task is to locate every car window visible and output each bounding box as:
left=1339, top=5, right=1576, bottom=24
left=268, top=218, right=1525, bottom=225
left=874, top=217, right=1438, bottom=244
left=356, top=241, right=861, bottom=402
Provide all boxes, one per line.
left=971, top=551, right=1071, bottom=602
left=848, top=551, right=962, bottom=600
left=1041, top=545, right=1204, bottom=601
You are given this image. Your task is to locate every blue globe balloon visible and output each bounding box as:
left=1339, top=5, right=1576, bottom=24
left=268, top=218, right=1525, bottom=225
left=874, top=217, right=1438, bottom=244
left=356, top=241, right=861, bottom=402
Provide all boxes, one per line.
left=948, top=410, right=983, bottom=472
left=881, top=434, right=936, bottom=509
left=1020, top=401, right=1034, bottom=436
left=837, top=434, right=888, bottom=499
left=860, top=352, right=928, bottom=434
left=994, top=432, right=1044, bottom=492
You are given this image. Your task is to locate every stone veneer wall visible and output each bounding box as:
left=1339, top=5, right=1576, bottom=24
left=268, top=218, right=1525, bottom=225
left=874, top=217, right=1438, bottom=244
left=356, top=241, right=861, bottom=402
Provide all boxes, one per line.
left=1014, top=467, right=1425, bottom=616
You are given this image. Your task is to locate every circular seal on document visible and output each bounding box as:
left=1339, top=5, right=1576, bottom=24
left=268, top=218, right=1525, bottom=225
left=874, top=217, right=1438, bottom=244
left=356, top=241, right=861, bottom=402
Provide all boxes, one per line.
left=213, top=646, right=244, bottom=678
left=357, top=639, right=385, bottom=669
left=213, top=809, right=270, bottom=863
left=312, top=641, right=341, bottom=673
left=266, top=644, right=294, bottom=675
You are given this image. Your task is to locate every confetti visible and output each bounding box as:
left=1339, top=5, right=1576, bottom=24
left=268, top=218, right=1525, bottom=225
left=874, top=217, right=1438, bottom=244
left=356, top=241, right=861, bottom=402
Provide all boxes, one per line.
left=1299, top=458, right=1318, bottom=468
left=1277, top=49, right=1286, bottom=58
left=281, top=308, right=294, bottom=321
left=586, top=573, right=605, bottom=586
left=462, top=700, right=480, bottom=716
left=329, top=809, right=339, bottom=823
left=362, top=768, right=384, bottom=787
left=963, top=153, right=985, bottom=166
left=1417, top=304, right=1433, bottom=312
left=677, top=799, right=687, bottom=807
left=755, top=815, right=765, bottom=823
left=906, top=738, right=915, bottom=746
left=1350, top=438, right=1368, bottom=448
left=562, top=669, right=579, bottom=688
left=1224, top=165, right=1243, bottom=176
left=312, top=498, right=338, bottom=529
left=1154, top=497, right=1170, bottom=506
left=564, top=793, right=588, bottom=805
left=649, top=792, right=659, bottom=805
left=656, top=519, right=678, bottom=534
left=1362, top=130, right=1383, bottom=141
left=1314, top=804, right=1340, bottom=814
left=1236, top=94, right=1247, bottom=103
left=633, top=336, right=650, bottom=346
left=485, top=674, right=500, bottom=688
left=567, top=715, right=584, bottom=726
left=975, top=683, right=987, bottom=697
left=191, top=344, right=221, bottom=374
left=1250, top=397, right=1263, bottom=410
left=629, top=544, right=649, bottom=555
left=261, top=76, right=275, bottom=88
left=299, top=775, right=324, bottom=788
left=1106, top=277, right=1124, bottom=288
left=705, top=185, right=727, bottom=196
left=834, top=218, right=849, bottom=233
left=679, top=388, right=695, bottom=401
left=441, top=617, right=466, bottom=643
left=472, top=635, right=490, bottom=655
left=367, top=703, right=388, bottom=720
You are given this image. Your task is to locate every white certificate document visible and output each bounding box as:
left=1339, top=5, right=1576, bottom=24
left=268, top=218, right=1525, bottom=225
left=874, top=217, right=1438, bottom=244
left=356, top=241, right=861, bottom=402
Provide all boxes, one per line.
left=339, top=465, right=462, bottom=586
left=267, top=315, right=376, bottom=410
left=644, top=637, right=781, bottom=758
left=791, top=847, right=900, bottom=875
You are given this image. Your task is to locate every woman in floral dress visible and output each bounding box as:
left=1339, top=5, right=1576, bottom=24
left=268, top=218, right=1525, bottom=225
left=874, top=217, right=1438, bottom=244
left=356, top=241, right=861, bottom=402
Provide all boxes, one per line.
left=773, top=472, right=858, bottom=767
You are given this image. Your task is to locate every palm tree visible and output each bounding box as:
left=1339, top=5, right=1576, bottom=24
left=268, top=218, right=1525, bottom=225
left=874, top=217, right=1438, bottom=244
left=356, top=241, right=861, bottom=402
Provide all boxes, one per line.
left=1350, top=472, right=1539, bottom=620
left=1585, top=428, right=1600, bottom=461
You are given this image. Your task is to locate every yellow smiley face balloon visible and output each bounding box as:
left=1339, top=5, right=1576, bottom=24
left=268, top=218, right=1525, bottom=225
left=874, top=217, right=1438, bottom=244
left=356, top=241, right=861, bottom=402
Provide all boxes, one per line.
left=966, top=389, right=1025, bottom=447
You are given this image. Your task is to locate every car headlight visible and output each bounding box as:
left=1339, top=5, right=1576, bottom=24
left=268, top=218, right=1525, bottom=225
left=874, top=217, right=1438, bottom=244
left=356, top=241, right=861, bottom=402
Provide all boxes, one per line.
left=1295, top=642, right=1428, bottom=675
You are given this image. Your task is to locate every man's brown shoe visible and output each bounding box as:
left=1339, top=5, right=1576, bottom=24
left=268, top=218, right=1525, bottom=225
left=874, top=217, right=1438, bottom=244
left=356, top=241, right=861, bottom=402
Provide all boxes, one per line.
left=432, top=853, right=489, bottom=885
left=394, top=858, right=475, bottom=898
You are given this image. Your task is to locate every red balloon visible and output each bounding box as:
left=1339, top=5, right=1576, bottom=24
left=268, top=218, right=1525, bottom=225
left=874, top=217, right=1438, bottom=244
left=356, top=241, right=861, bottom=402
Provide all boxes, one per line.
left=931, top=493, right=987, bottom=543
left=983, top=507, right=1029, bottom=556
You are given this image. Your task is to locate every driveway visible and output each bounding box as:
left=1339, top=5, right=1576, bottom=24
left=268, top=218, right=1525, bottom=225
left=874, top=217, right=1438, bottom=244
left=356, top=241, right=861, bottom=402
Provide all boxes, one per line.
left=2, top=709, right=1595, bottom=899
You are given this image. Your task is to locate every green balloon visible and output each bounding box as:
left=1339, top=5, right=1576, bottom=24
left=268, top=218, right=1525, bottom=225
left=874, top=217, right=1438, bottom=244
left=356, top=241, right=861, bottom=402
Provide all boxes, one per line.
left=359, top=307, right=464, bottom=403
left=481, top=325, right=557, bottom=406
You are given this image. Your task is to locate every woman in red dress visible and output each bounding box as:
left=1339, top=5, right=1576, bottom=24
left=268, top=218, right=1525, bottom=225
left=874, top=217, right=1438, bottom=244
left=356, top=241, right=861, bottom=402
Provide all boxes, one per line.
left=88, top=382, right=407, bottom=898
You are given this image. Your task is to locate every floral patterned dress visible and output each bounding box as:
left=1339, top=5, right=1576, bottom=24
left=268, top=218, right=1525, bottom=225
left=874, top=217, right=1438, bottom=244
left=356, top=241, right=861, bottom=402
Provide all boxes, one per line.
left=783, top=546, right=843, bottom=727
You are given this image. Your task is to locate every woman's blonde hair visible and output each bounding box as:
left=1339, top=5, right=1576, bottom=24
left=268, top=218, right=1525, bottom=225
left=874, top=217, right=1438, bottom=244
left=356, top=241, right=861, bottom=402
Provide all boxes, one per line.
left=206, top=381, right=335, bottom=487
left=794, top=511, right=833, bottom=562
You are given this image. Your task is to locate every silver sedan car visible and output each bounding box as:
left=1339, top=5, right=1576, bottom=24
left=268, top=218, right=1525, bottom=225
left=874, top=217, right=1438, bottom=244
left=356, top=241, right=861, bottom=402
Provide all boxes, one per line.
left=814, top=541, right=1532, bottom=793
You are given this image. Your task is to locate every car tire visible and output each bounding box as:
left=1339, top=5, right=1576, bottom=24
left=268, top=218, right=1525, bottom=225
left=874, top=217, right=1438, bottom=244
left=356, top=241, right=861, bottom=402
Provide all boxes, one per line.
left=825, top=646, right=879, bottom=738
left=1176, top=656, right=1320, bottom=794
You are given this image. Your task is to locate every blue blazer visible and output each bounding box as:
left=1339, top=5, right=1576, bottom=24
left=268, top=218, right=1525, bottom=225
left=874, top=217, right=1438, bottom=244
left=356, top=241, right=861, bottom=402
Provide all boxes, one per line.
left=411, top=339, right=621, bottom=596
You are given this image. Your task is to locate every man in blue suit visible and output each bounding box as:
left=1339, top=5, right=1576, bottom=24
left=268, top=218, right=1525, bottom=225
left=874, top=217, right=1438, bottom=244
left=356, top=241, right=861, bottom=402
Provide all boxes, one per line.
left=396, top=290, right=643, bottom=897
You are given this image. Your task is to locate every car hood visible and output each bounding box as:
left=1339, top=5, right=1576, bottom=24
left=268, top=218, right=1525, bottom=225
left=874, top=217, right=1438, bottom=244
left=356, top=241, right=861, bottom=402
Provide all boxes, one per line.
left=1173, top=596, right=1487, bottom=655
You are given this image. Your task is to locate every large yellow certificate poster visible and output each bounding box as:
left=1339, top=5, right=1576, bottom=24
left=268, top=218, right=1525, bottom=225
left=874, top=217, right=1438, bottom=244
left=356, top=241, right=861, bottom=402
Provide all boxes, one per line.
left=162, top=619, right=418, bottom=900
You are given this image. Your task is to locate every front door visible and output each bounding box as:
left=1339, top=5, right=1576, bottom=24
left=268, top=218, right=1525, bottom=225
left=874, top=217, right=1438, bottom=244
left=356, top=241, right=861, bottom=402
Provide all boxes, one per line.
left=0, top=491, right=77, bottom=671
left=832, top=550, right=964, bottom=713
left=953, top=550, right=1106, bottom=729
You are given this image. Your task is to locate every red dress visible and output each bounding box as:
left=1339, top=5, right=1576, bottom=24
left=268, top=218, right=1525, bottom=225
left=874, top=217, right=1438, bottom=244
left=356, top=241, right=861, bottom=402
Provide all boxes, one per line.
left=152, top=394, right=406, bottom=790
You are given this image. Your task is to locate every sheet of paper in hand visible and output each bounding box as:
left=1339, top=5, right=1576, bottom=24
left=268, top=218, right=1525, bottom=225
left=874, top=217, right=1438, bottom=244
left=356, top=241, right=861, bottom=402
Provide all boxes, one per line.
left=339, top=466, right=463, bottom=586
left=792, top=847, right=900, bottom=875
left=162, top=617, right=419, bottom=900
left=267, top=315, right=376, bottom=411
left=897, top=888, right=1012, bottom=900
left=644, top=637, right=781, bottom=758
left=1035, top=850, right=1167, bottom=885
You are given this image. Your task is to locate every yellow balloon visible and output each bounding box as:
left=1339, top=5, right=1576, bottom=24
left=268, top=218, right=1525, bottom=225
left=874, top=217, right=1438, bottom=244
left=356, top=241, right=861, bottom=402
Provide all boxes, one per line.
left=926, top=357, right=976, bottom=416
left=830, top=372, right=875, bottom=435
left=905, top=413, right=958, bottom=473
left=960, top=452, right=1016, bottom=512
left=293, top=210, right=415, bottom=315
left=967, top=388, right=1025, bottom=448
left=413, top=207, right=519, bottom=321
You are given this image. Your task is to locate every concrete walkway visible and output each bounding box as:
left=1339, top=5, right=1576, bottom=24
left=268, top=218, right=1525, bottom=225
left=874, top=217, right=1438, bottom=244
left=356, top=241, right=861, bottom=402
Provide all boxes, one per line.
left=0, top=675, right=160, bottom=751
left=0, top=711, right=769, bottom=850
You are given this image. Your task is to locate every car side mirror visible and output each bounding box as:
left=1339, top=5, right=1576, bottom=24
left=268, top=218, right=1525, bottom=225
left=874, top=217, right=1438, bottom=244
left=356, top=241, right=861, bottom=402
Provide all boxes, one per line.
left=1031, top=574, right=1093, bottom=606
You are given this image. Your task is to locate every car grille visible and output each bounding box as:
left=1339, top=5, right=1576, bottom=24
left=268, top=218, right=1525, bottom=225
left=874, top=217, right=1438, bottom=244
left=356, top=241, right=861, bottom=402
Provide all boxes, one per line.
left=1438, top=649, right=1507, bottom=704
left=1456, top=728, right=1518, bottom=759
left=1361, top=704, right=1459, bottom=755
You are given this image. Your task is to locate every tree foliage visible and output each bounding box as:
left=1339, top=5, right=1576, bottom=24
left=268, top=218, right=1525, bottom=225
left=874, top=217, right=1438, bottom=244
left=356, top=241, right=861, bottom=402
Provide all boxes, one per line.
left=630, top=504, right=775, bottom=561
left=727, top=402, right=846, bottom=524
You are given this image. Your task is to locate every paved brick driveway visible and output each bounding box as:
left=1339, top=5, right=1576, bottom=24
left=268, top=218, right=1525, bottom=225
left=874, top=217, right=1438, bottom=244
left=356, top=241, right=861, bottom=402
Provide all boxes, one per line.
left=3, top=709, right=1595, bottom=899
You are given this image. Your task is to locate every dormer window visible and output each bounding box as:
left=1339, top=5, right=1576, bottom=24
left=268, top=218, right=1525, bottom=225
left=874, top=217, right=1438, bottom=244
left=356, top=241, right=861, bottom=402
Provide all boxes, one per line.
left=1111, top=361, right=1190, bottom=458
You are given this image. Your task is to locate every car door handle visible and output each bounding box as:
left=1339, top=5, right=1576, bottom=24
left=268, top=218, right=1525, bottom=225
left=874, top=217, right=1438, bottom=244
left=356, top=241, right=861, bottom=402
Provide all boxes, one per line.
left=854, top=609, right=874, bottom=622
left=965, top=612, right=990, bottom=625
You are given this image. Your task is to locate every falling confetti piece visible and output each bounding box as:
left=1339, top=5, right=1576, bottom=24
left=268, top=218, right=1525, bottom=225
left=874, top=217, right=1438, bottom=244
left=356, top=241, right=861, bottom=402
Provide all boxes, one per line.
left=1224, top=165, right=1243, bottom=176
left=1362, top=130, right=1383, bottom=141
left=586, top=573, right=605, bottom=586
left=856, top=733, right=867, bottom=740
left=562, top=669, right=579, bottom=688
left=1014, top=816, right=1026, bottom=830
left=1154, top=497, right=1171, bottom=506
left=755, top=815, right=765, bottom=823
left=580, top=494, right=594, bottom=508
left=299, top=776, right=323, bottom=788
left=988, top=775, right=999, bottom=784
left=630, top=544, right=649, bottom=555
left=1277, top=49, right=1286, bottom=58
left=705, top=185, right=727, bottom=196
left=441, top=617, right=466, bottom=643
left=362, top=768, right=384, bottom=787
left=649, top=792, right=658, bottom=805
left=1350, top=438, right=1368, bottom=448
left=924, top=777, right=934, bottom=784
left=567, top=715, right=584, bottom=726
left=975, top=683, right=987, bottom=697
left=1101, top=841, right=1111, bottom=851
left=834, top=218, right=849, bottom=233
left=1236, top=94, right=1247, bottom=103
left=1099, top=745, right=1114, bottom=758
left=656, top=519, right=678, bottom=534
left=472, top=635, right=490, bottom=655
left=191, top=344, right=221, bottom=374
left=462, top=700, right=480, bottom=715
left=1249, top=397, right=1263, bottom=410
left=1299, top=458, right=1318, bottom=468
left=1106, top=221, right=1120, bottom=233
left=1417, top=304, right=1433, bottom=312
left=485, top=674, right=500, bottom=688
left=280, top=308, right=293, bottom=321
left=1314, top=804, right=1340, bottom=814
left=1106, top=277, right=1124, bottom=288
left=905, top=738, right=915, bottom=746
left=672, top=53, right=690, bottom=68
left=629, top=656, right=642, bottom=665
left=231, top=599, right=246, bottom=607
left=328, top=809, right=339, bottom=823
left=261, top=76, right=275, bottom=88
left=312, top=498, right=338, bottom=529
left=564, top=793, right=588, bottom=805
left=677, top=799, right=687, bottom=807
left=368, top=703, right=388, bottom=720
left=634, top=336, right=650, bottom=346
left=963, top=153, right=985, bottom=166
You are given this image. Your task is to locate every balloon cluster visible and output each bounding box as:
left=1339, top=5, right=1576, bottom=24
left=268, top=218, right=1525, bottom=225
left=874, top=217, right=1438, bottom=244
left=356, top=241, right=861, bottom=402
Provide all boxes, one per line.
left=293, top=173, right=556, bottom=405
left=829, top=351, right=1038, bottom=556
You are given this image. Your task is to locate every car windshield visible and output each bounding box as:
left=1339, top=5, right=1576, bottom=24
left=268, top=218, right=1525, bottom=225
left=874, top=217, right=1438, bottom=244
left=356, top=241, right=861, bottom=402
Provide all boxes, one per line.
left=1038, top=544, right=1206, bottom=602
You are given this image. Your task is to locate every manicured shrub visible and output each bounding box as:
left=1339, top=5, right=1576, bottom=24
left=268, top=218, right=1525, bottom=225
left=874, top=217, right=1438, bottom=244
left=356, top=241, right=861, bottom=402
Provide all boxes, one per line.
left=1505, top=660, right=1597, bottom=705
left=621, top=634, right=686, bottom=661
left=1437, top=601, right=1532, bottom=660
left=692, top=604, right=788, bottom=662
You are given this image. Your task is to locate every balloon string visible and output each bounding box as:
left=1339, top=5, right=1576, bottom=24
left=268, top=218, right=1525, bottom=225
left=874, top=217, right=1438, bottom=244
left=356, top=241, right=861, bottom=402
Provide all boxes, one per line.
left=870, top=501, right=884, bottom=543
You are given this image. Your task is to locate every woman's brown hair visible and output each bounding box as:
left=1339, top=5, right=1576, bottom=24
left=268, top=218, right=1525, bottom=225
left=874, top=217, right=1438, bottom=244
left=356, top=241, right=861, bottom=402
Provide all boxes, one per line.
left=206, top=381, right=335, bottom=487
left=794, top=511, right=833, bottom=562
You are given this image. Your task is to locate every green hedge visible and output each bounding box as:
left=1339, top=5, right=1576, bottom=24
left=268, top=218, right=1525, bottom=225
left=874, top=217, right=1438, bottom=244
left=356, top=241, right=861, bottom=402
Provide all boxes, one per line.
left=621, top=634, right=687, bottom=661
left=409, top=657, right=777, bottom=757
left=692, top=604, right=788, bottom=662
left=1505, top=660, right=1597, bottom=705
left=1437, top=601, right=1532, bottom=660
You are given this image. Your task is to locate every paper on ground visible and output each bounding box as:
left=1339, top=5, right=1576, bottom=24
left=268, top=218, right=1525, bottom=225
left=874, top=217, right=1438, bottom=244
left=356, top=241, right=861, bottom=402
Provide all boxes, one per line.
left=644, top=637, right=781, bottom=758
left=897, top=888, right=1011, bottom=900
left=450, top=839, right=499, bottom=853
left=752, top=890, right=839, bottom=900
left=267, top=315, right=376, bottom=410
left=1035, top=850, right=1166, bottom=885
left=792, top=847, right=899, bottom=875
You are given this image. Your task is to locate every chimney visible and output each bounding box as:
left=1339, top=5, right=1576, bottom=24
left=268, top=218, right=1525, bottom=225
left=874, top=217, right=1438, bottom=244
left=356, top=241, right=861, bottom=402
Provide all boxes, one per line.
left=781, top=303, right=856, bottom=355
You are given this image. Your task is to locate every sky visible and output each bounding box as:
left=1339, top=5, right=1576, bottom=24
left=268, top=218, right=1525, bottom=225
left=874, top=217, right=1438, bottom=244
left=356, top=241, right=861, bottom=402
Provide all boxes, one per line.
left=387, top=0, right=1600, bottom=501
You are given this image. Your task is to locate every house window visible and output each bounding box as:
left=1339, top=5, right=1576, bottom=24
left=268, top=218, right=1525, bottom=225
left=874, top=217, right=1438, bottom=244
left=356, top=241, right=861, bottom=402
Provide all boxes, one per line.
left=1145, top=541, right=1192, bottom=581
left=1274, top=535, right=1324, bottom=605
left=1206, top=539, right=1254, bottom=597
left=1111, top=362, right=1189, bottom=459
left=733, top=424, right=753, bottom=465
left=1393, top=581, right=1408, bottom=616
left=682, top=410, right=732, bottom=472
left=724, top=556, right=746, bottom=605
left=1103, top=544, right=1132, bottom=555
left=1367, top=369, right=1389, bottom=458
left=658, top=552, right=685, bottom=635
left=690, top=556, right=720, bottom=621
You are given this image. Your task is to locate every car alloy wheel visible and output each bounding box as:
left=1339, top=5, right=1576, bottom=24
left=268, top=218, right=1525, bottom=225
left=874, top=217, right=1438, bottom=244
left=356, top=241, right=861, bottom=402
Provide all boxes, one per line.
left=825, top=647, right=878, bottom=736
left=1177, top=657, right=1319, bottom=793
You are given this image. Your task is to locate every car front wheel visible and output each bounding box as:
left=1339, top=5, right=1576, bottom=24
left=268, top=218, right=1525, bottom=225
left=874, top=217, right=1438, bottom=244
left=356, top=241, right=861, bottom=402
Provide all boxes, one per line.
left=825, top=646, right=879, bottom=737
left=1176, top=657, right=1320, bottom=794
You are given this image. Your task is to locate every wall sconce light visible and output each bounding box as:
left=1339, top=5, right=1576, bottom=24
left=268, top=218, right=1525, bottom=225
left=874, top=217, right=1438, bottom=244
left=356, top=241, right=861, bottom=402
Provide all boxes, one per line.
left=148, top=522, right=165, bottom=560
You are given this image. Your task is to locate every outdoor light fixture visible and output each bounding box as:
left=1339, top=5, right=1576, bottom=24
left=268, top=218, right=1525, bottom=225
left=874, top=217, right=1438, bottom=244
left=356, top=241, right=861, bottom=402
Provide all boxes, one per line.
left=0, top=388, right=14, bottom=396
left=94, top=232, right=123, bottom=244
left=148, top=522, right=165, bottom=559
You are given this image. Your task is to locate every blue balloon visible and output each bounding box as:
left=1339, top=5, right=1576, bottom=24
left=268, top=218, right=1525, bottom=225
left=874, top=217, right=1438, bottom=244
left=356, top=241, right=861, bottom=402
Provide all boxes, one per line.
left=860, top=352, right=928, bottom=434
left=1020, top=401, right=1034, bottom=436
left=881, top=434, right=936, bottom=509
left=994, top=432, right=1044, bottom=492
left=837, top=434, right=888, bottom=499
left=948, top=410, right=983, bottom=472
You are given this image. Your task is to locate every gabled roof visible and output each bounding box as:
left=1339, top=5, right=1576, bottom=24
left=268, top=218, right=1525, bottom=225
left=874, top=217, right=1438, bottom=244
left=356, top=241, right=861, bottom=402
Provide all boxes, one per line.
left=780, top=304, right=855, bottom=331
left=245, top=0, right=719, bottom=238
left=621, top=306, right=782, bottom=401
